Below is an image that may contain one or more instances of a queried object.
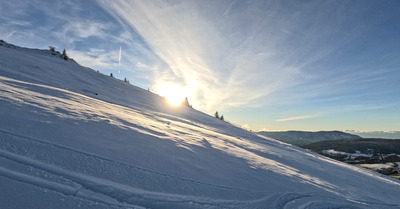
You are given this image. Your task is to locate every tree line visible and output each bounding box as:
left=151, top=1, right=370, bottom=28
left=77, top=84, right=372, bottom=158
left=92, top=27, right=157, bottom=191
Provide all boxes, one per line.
left=214, top=111, right=224, bottom=121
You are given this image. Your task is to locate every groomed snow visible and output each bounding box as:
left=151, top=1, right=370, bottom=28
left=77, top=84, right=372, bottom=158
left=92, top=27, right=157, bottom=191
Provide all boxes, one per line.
left=1, top=42, right=400, bottom=208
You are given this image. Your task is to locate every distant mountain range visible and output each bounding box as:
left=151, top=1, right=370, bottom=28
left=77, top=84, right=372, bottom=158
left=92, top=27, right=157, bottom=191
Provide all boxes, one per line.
left=258, top=130, right=361, bottom=146
left=302, top=138, right=400, bottom=155
left=258, top=131, right=400, bottom=166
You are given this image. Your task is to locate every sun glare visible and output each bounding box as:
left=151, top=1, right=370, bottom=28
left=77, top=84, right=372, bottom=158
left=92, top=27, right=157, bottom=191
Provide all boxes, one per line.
left=157, top=83, right=186, bottom=106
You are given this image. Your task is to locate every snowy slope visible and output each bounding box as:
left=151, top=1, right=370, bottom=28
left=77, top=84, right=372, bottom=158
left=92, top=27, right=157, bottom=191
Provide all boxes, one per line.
left=1, top=41, right=400, bottom=209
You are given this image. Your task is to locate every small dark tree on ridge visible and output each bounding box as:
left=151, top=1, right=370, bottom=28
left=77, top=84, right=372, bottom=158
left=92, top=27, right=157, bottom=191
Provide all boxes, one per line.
left=183, top=97, right=190, bottom=107
left=62, top=49, right=69, bottom=60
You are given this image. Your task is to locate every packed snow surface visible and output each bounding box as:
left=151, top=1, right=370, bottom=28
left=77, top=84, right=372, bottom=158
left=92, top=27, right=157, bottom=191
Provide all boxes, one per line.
left=1, top=42, right=400, bottom=208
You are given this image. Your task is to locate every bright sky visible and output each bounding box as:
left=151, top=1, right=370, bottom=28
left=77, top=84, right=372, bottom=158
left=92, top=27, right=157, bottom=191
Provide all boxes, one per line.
left=1, top=0, right=399, bottom=137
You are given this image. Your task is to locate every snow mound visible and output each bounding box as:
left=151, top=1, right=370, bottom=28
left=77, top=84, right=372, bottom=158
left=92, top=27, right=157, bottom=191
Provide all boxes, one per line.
left=1, top=42, right=400, bottom=208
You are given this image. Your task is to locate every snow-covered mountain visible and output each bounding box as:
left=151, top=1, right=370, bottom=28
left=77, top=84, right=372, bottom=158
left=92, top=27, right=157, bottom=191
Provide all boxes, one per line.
left=1, top=41, right=400, bottom=209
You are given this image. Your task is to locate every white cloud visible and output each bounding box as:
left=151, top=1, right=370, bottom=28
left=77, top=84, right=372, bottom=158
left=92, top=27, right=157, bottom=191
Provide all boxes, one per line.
left=63, top=20, right=109, bottom=39
left=258, top=128, right=290, bottom=132
left=96, top=0, right=305, bottom=113
left=69, top=48, right=119, bottom=69
left=4, top=31, right=16, bottom=39
left=276, top=114, right=320, bottom=122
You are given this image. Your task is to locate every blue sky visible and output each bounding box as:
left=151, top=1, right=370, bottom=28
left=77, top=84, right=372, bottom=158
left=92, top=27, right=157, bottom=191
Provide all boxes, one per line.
left=1, top=0, right=400, bottom=138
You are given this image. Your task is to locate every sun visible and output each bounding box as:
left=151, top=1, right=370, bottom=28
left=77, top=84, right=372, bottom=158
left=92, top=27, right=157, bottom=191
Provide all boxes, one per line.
left=157, top=83, right=186, bottom=106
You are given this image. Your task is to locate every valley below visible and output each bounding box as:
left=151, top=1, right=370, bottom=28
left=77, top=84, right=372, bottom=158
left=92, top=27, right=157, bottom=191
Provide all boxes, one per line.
left=259, top=131, right=400, bottom=181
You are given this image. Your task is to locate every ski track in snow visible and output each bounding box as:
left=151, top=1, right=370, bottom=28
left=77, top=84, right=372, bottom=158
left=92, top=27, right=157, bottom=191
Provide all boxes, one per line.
left=0, top=128, right=266, bottom=194
left=0, top=129, right=269, bottom=208
left=2, top=110, right=396, bottom=208
left=0, top=134, right=348, bottom=209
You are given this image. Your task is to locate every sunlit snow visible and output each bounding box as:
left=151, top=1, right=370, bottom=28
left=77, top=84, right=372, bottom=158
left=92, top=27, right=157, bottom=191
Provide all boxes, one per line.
left=1, top=42, right=400, bottom=208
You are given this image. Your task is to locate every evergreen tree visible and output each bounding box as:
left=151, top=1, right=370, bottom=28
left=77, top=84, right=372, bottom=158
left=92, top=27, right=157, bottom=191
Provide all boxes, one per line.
left=214, top=111, right=219, bottom=119
left=110, top=73, right=113, bottom=77
left=49, top=46, right=55, bottom=52
left=62, top=49, right=68, bottom=60
left=220, top=115, right=224, bottom=121
left=184, top=97, right=190, bottom=107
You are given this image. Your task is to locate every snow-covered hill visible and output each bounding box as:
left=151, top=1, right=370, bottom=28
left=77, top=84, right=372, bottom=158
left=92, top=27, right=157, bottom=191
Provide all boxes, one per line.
left=1, top=41, right=400, bottom=209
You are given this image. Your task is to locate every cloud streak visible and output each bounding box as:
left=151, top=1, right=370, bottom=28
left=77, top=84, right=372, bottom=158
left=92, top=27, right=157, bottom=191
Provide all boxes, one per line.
left=69, top=48, right=119, bottom=69
left=97, top=0, right=305, bottom=112
left=97, top=0, right=400, bottom=115
left=276, top=115, right=320, bottom=122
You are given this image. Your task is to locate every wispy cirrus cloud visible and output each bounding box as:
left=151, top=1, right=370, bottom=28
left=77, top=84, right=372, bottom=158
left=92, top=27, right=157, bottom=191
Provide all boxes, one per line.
left=0, top=0, right=159, bottom=88
left=276, top=114, right=320, bottom=122
left=97, top=0, right=305, bottom=112
left=60, top=20, right=110, bottom=42
left=96, top=0, right=399, bottom=114
left=69, top=48, right=119, bottom=69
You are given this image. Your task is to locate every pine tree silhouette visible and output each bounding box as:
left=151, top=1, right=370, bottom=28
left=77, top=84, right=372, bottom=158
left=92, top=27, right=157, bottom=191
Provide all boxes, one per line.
left=62, top=49, right=68, bottom=60
left=184, top=97, right=190, bottom=107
